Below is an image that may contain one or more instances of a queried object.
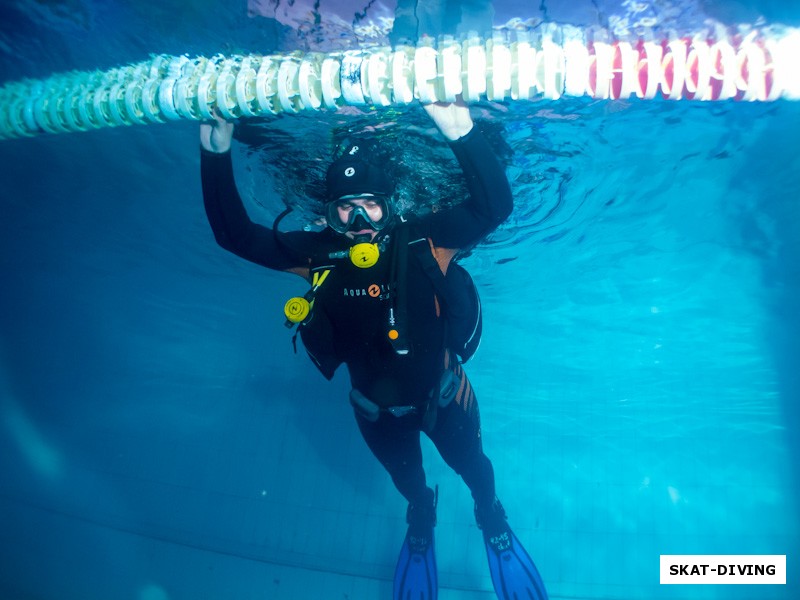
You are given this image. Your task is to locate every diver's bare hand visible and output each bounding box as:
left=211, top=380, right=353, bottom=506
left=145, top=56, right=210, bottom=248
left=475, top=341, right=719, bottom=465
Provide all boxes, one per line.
left=423, top=99, right=473, bottom=141
left=200, top=112, right=234, bottom=153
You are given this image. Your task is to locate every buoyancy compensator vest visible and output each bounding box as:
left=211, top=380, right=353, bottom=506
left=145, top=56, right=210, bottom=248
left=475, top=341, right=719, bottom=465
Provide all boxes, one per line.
left=407, top=235, right=483, bottom=364
left=280, top=216, right=483, bottom=378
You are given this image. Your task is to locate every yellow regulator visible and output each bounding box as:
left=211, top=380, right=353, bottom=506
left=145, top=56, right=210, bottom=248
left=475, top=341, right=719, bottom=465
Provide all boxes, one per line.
left=329, top=242, right=382, bottom=268
left=284, top=296, right=311, bottom=324
left=349, top=243, right=380, bottom=268
left=283, top=269, right=330, bottom=328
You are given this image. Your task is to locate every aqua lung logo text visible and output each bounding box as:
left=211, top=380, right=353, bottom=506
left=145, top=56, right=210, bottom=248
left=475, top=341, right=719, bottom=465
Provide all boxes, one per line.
left=343, top=283, right=391, bottom=299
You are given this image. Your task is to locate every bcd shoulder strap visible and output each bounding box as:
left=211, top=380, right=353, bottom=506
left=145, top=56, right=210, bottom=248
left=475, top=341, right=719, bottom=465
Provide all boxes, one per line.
left=387, top=219, right=411, bottom=355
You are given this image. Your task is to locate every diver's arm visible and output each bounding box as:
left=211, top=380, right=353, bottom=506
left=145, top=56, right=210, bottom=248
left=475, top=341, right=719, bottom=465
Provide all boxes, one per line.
left=448, top=126, right=513, bottom=226
left=200, top=143, right=312, bottom=275
left=425, top=118, right=513, bottom=249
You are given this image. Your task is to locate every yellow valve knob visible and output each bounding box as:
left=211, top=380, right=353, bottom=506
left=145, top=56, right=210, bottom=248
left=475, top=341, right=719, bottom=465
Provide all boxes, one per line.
left=284, top=297, right=311, bottom=323
left=349, top=242, right=380, bottom=268
left=388, top=329, right=399, bottom=340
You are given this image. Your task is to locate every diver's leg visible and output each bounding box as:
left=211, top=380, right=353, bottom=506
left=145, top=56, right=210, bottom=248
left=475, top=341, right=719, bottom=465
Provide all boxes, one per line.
left=356, top=413, right=439, bottom=599
left=427, top=363, right=496, bottom=509
left=354, top=412, right=433, bottom=505
left=428, top=368, right=549, bottom=598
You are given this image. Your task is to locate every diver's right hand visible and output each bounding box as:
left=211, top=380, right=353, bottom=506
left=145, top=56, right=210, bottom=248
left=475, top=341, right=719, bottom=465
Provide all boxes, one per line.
left=200, top=112, right=234, bottom=153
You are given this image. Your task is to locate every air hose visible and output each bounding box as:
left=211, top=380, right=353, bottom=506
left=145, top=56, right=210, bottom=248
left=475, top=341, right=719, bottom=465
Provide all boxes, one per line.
left=1, top=26, right=798, bottom=140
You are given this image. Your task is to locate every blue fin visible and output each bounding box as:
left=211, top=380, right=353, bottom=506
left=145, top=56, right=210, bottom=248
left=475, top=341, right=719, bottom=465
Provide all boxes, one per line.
left=484, top=527, right=548, bottom=600
left=393, top=529, right=437, bottom=600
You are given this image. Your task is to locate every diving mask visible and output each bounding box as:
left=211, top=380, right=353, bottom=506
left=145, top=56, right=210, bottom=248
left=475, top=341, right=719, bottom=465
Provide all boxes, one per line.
left=325, top=194, right=393, bottom=235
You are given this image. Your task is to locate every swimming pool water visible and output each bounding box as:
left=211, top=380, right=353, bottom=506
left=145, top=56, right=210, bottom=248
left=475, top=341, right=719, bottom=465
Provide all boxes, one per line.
left=0, top=1, right=798, bottom=599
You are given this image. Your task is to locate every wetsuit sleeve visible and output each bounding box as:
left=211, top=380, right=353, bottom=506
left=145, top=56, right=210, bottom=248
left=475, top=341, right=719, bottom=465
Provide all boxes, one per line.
left=426, top=126, right=512, bottom=249
left=201, top=147, right=313, bottom=273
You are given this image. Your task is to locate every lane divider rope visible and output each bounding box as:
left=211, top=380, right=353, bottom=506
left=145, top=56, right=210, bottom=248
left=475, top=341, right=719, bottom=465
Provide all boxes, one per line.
left=2, top=26, right=798, bottom=139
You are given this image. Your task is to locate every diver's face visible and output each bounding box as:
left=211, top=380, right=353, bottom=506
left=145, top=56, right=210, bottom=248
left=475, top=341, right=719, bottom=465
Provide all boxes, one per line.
left=336, top=197, right=384, bottom=241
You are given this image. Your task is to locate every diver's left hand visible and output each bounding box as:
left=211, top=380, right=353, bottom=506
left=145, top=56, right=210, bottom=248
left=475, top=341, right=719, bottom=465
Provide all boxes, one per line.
left=423, top=99, right=473, bottom=141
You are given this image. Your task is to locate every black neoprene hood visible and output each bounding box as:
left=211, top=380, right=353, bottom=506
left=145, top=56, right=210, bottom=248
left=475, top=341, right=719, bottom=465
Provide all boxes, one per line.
left=325, top=141, right=395, bottom=200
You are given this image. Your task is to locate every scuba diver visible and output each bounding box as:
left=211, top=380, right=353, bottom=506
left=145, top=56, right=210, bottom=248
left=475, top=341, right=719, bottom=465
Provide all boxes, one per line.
left=199, top=101, right=547, bottom=600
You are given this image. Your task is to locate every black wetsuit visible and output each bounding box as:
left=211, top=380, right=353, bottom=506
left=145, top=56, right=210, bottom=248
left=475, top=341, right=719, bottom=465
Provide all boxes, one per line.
left=201, top=126, right=512, bottom=509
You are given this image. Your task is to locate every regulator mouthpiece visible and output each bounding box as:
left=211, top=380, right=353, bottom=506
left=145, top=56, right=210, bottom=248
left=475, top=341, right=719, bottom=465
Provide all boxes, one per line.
left=328, top=240, right=383, bottom=268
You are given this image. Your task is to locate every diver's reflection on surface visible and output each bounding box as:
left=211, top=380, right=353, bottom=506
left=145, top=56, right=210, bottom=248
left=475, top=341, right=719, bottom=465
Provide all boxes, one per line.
left=390, top=0, right=495, bottom=46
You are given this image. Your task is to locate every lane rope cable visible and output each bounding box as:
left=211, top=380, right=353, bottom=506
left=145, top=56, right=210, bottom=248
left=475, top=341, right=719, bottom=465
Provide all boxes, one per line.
left=1, top=25, right=799, bottom=139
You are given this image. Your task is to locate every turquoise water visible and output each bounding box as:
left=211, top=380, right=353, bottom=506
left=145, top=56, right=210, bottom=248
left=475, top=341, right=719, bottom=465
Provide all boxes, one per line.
left=1, top=1, right=798, bottom=599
